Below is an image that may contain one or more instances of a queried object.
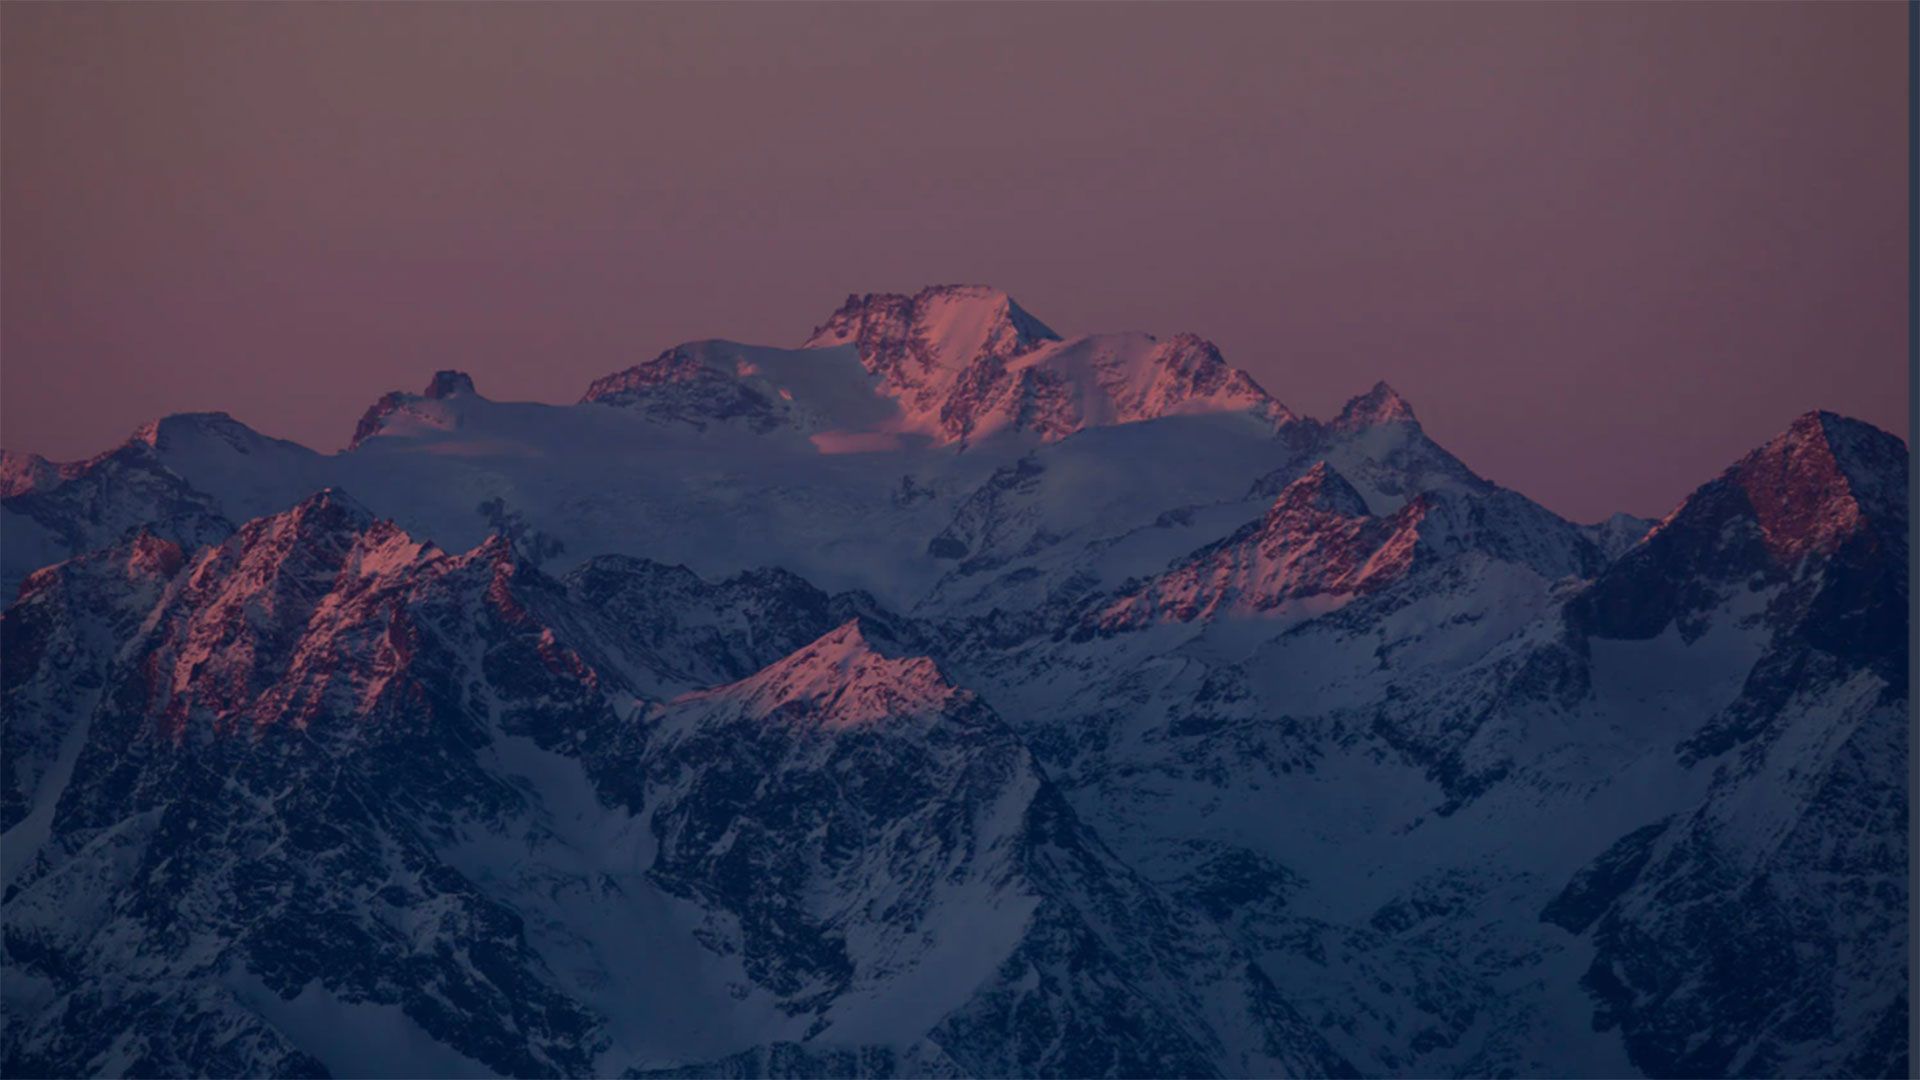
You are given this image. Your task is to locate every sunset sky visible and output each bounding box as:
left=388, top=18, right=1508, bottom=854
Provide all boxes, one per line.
left=2, top=2, right=1906, bottom=522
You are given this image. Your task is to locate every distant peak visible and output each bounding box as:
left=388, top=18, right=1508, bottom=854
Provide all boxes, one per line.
left=579, top=346, right=715, bottom=403
left=288, top=486, right=375, bottom=523
left=130, top=411, right=247, bottom=448
left=1772, top=409, right=1843, bottom=458
left=218, top=488, right=379, bottom=569
left=1332, top=381, right=1418, bottom=431
left=1758, top=410, right=1904, bottom=477
left=1722, top=409, right=1908, bottom=558
left=459, top=531, right=525, bottom=574
left=0, top=449, right=59, bottom=498
left=1271, top=461, right=1372, bottom=519
left=1634, top=409, right=1912, bottom=567
left=938, top=285, right=1060, bottom=345
left=1162, top=331, right=1222, bottom=355
left=1583, top=511, right=1657, bottom=561
left=694, top=617, right=959, bottom=727
left=423, top=370, right=477, bottom=399
left=805, top=284, right=1060, bottom=351
left=1777, top=409, right=1904, bottom=457
left=792, top=617, right=890, bottom=665
left=349, top=374, right=476, bottom=449
left=915, top=284, right=1021, bottom=306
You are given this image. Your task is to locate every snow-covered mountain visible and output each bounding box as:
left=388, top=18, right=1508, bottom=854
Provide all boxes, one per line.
left=801, top=285, right=1290, bottom=446
left=1, top=290, right=1905, bottom=1078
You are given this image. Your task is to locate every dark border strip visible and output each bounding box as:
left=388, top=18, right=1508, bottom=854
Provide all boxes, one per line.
left=1908, top=0, right=1917, bottom=1068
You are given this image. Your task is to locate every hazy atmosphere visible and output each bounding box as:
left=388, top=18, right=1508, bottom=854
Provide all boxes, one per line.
left=2, top=7, right=1909, bottom=1077
left=2, top=2, right=1905, bottom=521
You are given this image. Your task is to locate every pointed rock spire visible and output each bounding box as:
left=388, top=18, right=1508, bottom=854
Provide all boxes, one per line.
left=1332, top=381, right=1418, bottom=431
left=247, top=487, right=377, bottom=547
left=423, top=370, right=477, bottom=399
left=694, top=617, right=959, bottom=727
left=1268, top=461, right=1373, bottom=520
left=350, top=373, right=477, bottom=449
left=1718, top=410, right=1907, bottom=561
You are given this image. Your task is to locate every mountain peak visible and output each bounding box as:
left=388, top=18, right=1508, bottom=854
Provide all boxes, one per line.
left=423, top=370, right=477, bottom=399
left=0, top=449, right=58, bottom=498
left=812, top=616, right=875, bottom=652
left=690, top=618, right=959, bottom=727
left=350, top=375, right=480, bottom=449
left=275, top=487, right=376, bottom=533
left=768, top=616, right=900, bottom=674
left=1780, top=410, right=1904, bottom=476
left=1332, top=381, right=1418, bottom=431
left=206, top=488, right=378, bottom=563
left=799, top=287, right=1303, bottom=444
left=1094, top=461, right=1413, bottom=631
left=1585, top=511, right=1657, bottom=561
left=1720, top=410, right=1907, bottom=561
left=1629, top=409, right=1905, bottom=574
left=1269, top=462, right=1373, bottom=520
left=804, top=284, right=1060, bottom=357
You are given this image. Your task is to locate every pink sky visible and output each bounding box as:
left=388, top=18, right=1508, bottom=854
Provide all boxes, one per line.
left=1, top=2, right=1906, bottom=522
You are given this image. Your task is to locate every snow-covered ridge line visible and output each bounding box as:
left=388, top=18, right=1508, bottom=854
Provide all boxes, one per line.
left=0, top=284, right=1908, bottom=1078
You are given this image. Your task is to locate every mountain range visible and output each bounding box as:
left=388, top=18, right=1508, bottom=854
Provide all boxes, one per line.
left=1, top=285, right=1907, bottom=1078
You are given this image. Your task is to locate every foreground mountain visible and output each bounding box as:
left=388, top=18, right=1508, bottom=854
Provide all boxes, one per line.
left=1, top=495, right=1348, bottom=1077
left=1554, top=412, right=1908, bottom=1077
left=0, top=289, right=1906, bottom=1078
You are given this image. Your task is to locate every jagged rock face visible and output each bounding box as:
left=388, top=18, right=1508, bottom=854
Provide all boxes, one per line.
left=3, top=496, right=624, bottom=1077
left=928, top=331, right=1288, bottom=446
left=0, top=450, right=61, bottom=499
left=1330, top=381, right=1419, bottom=432
left=1094, top=463, right=1416, bottom=629
left=0, top=289, right=1907, bottom=1079
left=1114, top=334, right=1280, bottom=423
left=1088, top=459, right=1600, bottom=636
left=581, top=347, right=797, bottom=433
left=806, top=286, right=1062, bottom=401
left=3, top=502, right=1354, bottom=1078
left=1, top=532, right=184, bottom=833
